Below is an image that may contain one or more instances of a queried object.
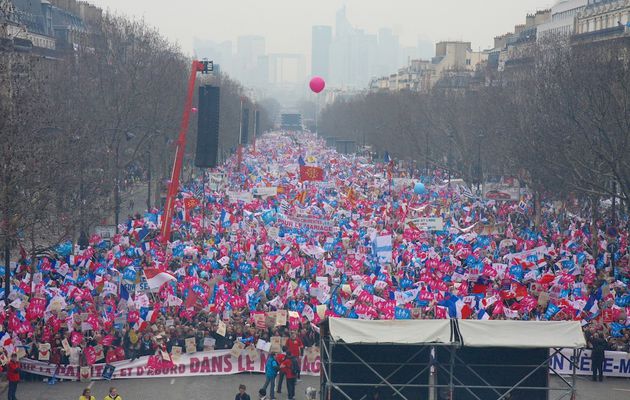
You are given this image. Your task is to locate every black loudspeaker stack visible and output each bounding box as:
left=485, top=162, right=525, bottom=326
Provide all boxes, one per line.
left=241, top=108, right=250, bottom=145
left=195, top=85, right=220, bottom=168
left=254, top=109, right=260, bottom=137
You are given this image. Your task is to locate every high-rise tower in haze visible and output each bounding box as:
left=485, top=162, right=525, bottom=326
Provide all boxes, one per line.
left=236, top=35, right=266, bottom=85
left=311, top=25, right=332, bottom=79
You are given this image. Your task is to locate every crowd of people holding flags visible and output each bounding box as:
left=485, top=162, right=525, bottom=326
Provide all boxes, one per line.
left=0, top=131, right=628, bottom=381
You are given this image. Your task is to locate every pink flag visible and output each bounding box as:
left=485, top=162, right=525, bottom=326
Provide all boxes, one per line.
left=84, top=346, right=96, bottom=365
left=71, top=331, right=83, bottom=346
left=435, top=306, right=448, bottom=319
left=101, top=335, right=115, bottom=346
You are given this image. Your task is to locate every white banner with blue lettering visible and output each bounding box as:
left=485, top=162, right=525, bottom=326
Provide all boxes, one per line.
left=550, top=349, right=630, bottom=378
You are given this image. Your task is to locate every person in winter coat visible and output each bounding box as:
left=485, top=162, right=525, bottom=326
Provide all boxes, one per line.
left=280, top=352, right=298, bottom=400
left=7, top=353, right=20, bottom=400
left=260, top=352, right=279, bottom=399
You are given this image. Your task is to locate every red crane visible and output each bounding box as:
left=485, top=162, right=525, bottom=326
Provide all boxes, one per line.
left=160, top=60, right=211, bottom=244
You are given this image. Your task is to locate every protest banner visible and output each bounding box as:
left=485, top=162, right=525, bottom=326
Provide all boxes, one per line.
left=102, top=364, right=115, bottom=380
left=61, top=339, right=71, bottom=354
left=230, top=342, right=245, bottom=358
left=549, top=349, right=630, bottom=378
left=406, top=217, right=444, bottom=231
left=122, top=275, right=150, bottom=294
left=38, top=343, right=50, bottom=361
left=252, top=187, right=278, bottom=197
left=252, top=312, right=266, bottom=330
left=276, top=310, right=287, bottom=327
left=93, top=225, right=116, bottom=242
left=277, top=214, right=335, bottom=233
left=256, top=340, right=271, bottom=353
left=80, top=366, right=91, bottom=382
left=171, top=346, right=182, bottom=361
left=476, top=223, right=506, bottom=235
left=482, top=176, right=521, bottom=201
left=227, top=191, right=254, bottom=203
left=265, top=311, right=277, bottom=328
left=270, top=337, right=282, bottom=353
left=16, top=348, right=26, bottom=360
left=503, top=246, right=547, bottom=265
left=20, top=349, right=320, bottom=381
left=392, top=178, right=415, bottom=189
left=185, top=338, right=197, bottom=354
left=216, top=321, right=226, bottom=337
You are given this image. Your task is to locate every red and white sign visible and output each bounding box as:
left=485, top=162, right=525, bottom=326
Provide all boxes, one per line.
left=20, top=349, right=321, bottom=381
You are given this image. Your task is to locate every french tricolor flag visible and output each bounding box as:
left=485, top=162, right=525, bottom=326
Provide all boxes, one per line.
left=478, top=309, right=490, bottom=320
left=144, top=268, right=176, bottom=290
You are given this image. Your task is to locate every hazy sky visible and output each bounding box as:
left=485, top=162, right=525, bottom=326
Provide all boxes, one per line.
left=90, top=0, right=554, bottom=55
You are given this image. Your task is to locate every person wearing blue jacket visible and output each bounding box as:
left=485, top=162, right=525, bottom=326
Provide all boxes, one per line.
left=260, top=351, right=280, bottom=400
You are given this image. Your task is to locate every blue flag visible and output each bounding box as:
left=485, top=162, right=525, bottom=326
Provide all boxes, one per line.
left=544, top=303, right=560, bottom=320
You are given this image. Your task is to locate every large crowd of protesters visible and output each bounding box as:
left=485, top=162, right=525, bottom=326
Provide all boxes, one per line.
left=0, top=131, right=628, bottom=376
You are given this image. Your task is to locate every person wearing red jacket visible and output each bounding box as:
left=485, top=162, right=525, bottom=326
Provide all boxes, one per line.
left=286, top=332, right=304, bottom=358
left=275, top=350, right=287, bottom=395
left=280, top=352, right=298, bottom=400
left=285, top=332, right=304, bottom=379
left=7, top=353, right=20, bottom=400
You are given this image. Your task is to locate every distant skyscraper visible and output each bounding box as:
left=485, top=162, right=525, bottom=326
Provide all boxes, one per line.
left=236, top=35, right=266, bottom=85
left=311, top=25, right=332, bottom=79
left=377, top=28, right=400, bottom=76
left=335, top=5, right=352, bottom=39
left=329, top=6, right=378, bottom=88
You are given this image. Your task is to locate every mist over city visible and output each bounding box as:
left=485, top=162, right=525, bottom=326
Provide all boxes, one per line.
left=1, top=1, right=630, bottom=400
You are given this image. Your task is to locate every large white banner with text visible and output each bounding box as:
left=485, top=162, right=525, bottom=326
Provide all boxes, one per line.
left=20, top=349, right=321, bottom=381
left=549, top=349, right=630, bottom=378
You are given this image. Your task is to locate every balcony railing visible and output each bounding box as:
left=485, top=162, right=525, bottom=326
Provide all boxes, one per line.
left=573, top=25, right=626, bottom=42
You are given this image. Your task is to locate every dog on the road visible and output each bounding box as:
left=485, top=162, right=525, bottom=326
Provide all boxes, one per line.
left=305, top=386, right=317, bottom=399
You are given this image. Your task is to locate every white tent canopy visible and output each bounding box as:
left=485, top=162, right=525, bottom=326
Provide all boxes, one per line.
left=329, top=318, right=452, bottom=344
left=457, top=320, right=586, bottom=349
left=328, top=318, right=586, bottom=349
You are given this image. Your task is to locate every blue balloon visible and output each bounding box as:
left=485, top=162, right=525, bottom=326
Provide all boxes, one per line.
left=414, top=182, right=426, bottom=195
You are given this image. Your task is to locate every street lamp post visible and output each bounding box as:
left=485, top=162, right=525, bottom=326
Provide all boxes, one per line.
left=425, top=131, right=430, bottom=176
left=447, top=131, right=454, bottom=185
left=147, top=140, right=152, bottom=211
left=477, top=133, right=485, bottom=193
left=106, top=128, right=136, bottom=229
left=114, top=138, right=121, bottom=227
left=612, top=180, right=617, bottom=227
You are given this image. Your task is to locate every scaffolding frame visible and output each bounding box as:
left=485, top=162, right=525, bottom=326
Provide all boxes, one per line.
left=321, top=321, right=580, bottom=400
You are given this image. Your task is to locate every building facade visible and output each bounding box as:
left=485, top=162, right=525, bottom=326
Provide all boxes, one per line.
left=574, top=0, right=630, bottom=43
left=1, top=0, right=100, bottom=56
left=537, top=0, right=588, bottom=40
left=368, top=41, right=487, bottom=93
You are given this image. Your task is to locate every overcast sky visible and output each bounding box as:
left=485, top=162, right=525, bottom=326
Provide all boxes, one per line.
left=90, top=0, right=554, bottom=55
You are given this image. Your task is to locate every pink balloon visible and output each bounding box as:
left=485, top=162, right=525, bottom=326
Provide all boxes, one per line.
left=309, top=76, right=326, bottom=93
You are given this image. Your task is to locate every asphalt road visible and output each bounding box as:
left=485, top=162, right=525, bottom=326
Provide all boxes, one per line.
left=10, top=374, right=630, bottom=400
left=15, top=373, right=319, bottom=400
